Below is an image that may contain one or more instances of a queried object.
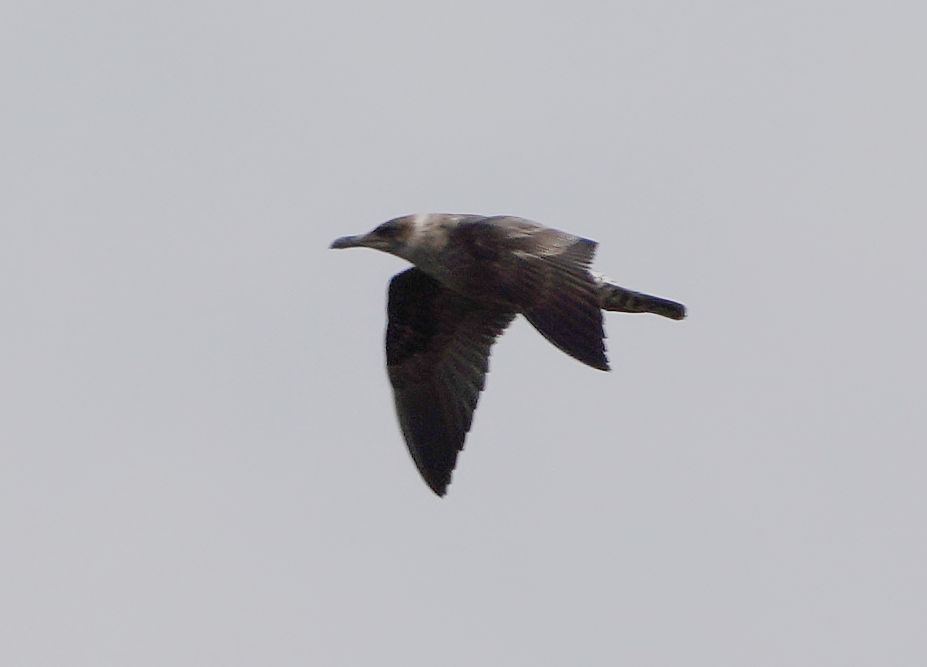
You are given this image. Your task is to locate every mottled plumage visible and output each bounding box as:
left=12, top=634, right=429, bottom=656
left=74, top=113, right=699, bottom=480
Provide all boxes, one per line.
left=331, top=213, right=686, bottom=495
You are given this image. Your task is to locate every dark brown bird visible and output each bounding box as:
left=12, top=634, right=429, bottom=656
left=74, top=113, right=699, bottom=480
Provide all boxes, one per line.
left=330, top=214, right=686, bottom=496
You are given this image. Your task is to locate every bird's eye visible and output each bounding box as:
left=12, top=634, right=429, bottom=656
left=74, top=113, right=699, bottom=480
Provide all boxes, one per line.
left=376, top=223, right=398, bottom=238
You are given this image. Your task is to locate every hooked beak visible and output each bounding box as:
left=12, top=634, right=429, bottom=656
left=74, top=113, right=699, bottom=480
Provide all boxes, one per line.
left=330, top=234, right=368, bottom=249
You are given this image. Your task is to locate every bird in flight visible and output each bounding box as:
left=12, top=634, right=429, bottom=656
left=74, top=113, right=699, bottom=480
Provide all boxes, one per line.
left=330, top=214, right=686, bottom=496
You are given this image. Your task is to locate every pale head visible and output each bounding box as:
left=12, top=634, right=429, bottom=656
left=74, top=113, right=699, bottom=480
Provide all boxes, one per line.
left=330, top=215, right=414, bottom=251
left=329, top=213, right=463, bottom=265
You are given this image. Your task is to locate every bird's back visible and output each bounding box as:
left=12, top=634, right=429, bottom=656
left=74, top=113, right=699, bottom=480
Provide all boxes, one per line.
left=427, top=216, right=595, bottom=305
left=428, top=216, right=608, bottom=369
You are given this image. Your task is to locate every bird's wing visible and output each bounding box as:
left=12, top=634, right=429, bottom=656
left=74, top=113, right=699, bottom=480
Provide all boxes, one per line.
left=386, top=268, right=515, bottom=496
left=519, top=238, right=609, bottom=371
left=473, top=217, right=609, bottom=371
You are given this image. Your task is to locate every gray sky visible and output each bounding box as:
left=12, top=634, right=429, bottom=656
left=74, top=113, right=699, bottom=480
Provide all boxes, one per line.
left=2, top=1, right=925, bottom=665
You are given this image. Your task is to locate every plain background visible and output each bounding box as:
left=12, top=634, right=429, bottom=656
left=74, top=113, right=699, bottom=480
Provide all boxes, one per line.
left=2, top=2, right=925, bottom=665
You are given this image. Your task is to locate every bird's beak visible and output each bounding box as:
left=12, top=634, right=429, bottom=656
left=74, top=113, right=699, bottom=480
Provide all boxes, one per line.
left=330, top=234, right=368, bottom=249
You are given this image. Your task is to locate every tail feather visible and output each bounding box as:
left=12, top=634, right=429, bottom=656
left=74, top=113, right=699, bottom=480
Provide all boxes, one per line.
left=593, top=274, right=687, bottom=320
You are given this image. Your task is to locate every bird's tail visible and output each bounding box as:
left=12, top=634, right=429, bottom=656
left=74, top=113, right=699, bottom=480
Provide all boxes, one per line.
left=593, top=274, right=687, bottom=320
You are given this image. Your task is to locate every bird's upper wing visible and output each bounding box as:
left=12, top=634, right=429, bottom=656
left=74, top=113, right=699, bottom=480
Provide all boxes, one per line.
left=386, top=268, right=515, bottom=496
left=517, top=239, right=609, bottom=371
left=464, top=217, right=609, bottom=371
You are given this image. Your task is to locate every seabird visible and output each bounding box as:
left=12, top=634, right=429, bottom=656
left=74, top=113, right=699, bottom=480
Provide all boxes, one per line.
left=331, top=213, right=686, bottom=496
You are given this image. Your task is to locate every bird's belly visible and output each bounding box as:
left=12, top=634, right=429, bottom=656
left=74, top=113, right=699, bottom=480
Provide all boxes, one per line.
left=444, top=265, right=531, bottom=309
left=409, top=248, right=533, bottom=309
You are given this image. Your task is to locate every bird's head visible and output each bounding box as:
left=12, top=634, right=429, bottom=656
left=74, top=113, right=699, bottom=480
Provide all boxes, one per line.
left=330, top=215, right=421, bottom=259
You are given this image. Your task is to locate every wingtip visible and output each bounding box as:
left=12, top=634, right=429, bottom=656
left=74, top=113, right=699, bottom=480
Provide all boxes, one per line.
left=579, top=349, right=611, bottom=372
left=426, top=479, right=449, bottom=497
left=419, top=464, right=452, bottom=497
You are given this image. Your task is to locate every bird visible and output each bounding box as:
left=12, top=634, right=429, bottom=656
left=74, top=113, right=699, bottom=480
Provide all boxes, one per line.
left=330, top=213, right=686, bottom=496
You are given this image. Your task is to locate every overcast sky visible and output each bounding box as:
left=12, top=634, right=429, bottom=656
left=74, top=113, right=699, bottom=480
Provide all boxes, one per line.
left=2, top=2, right=925, bottom=665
